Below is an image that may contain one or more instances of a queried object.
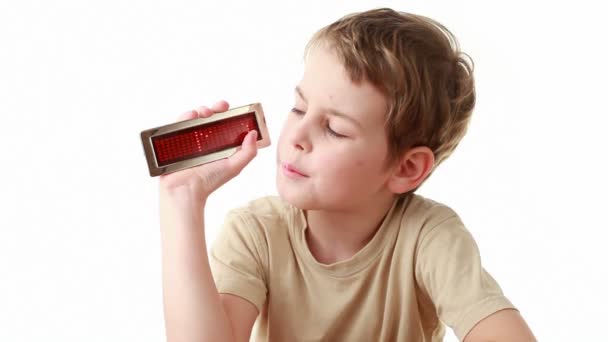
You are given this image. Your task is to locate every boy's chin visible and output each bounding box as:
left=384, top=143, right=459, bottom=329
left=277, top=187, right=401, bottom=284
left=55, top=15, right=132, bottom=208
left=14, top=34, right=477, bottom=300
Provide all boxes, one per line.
left=276, top=179, right=316, bottom=210
left=277, top=185, right=307, bottom=209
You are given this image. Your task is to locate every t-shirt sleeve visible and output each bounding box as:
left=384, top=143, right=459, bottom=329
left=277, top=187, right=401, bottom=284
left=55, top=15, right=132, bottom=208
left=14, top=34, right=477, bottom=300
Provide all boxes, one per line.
left=415, top=214, right=517, bottom=341
left=209, top=209, right=268, bottom=313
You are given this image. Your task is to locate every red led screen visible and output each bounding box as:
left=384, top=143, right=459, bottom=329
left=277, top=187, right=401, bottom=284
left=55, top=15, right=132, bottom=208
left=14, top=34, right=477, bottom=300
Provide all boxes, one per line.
left=152, top=112, right=260, bottom=167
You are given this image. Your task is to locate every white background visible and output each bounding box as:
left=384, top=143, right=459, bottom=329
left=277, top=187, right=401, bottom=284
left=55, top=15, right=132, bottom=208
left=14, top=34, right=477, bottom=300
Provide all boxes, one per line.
left=1, top=0, right=606, bottom=341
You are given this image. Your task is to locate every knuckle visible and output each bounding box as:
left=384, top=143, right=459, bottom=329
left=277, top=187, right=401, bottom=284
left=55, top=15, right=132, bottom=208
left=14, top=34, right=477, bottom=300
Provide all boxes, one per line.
left=196, top=106, right=210, bottom=115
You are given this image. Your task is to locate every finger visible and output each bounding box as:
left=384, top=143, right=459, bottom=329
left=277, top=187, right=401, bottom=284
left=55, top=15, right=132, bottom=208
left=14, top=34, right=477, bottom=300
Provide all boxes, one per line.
left=227, top=130, right=258, bottom=171
left=210, top=100, right=229, bottom=113
left=235, top=130, right=258, bottom=153
left=177, top=109, right=198, bottom=122
left=247, top=130, right=258, bottom=149
left=194, top=106, right=214, bottom=118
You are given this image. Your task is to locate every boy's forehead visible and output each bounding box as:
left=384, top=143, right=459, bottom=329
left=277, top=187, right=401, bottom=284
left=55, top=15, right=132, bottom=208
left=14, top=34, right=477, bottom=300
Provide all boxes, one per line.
left=300, top=46, right=388, bottom=128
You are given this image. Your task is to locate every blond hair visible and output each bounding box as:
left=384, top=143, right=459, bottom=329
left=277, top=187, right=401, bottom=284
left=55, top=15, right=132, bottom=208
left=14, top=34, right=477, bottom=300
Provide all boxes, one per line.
left=305, top=8, right=476, bottom=193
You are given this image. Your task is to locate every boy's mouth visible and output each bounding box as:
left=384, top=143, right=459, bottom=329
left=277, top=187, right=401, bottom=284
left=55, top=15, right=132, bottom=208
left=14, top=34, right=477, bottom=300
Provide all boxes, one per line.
left=281, top=162, right=309, bottom=177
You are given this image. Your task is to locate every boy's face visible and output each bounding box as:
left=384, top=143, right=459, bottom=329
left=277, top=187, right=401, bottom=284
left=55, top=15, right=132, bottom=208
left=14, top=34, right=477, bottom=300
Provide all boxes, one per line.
left=276, top=44, right=396, bottom=210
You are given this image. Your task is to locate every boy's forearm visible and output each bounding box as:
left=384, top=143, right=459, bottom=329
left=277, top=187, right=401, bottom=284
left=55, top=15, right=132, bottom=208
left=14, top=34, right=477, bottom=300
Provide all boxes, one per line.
left=159, top=188, right=235, bottom=342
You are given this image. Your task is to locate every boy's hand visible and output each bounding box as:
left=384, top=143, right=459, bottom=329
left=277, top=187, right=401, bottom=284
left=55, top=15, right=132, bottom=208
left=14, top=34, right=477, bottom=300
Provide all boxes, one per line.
left=158, top=100, right=258, bottom=202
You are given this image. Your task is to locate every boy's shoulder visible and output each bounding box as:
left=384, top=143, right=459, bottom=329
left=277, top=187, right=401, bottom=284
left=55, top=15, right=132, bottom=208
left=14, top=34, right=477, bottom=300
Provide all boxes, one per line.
left=228, top=194, right=460, bottom=224
left=223, top=194, right=463, bottom=240
left=224, top=195, right=294, bottom=236
left=404, top=194, right=461, bottom=228
left=229, top=195, right=291, bottom=219
left=396, top=194, right=474, bottom=250
left=404, top=195, right=478, bottom=260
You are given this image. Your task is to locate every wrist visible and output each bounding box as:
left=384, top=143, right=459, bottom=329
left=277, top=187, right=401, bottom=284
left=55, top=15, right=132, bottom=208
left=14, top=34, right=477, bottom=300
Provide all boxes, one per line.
left=159, top=183, right=208, bottom=211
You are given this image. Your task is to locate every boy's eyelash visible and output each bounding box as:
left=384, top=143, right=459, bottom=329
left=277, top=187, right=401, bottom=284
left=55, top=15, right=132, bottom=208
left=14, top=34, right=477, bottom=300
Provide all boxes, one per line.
left=290, top=108, right=305, bottom=115
left=290, top=108, right=347, bottom=138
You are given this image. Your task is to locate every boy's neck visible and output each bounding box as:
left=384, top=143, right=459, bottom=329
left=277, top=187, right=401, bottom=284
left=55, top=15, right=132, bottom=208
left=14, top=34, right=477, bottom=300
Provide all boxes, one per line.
left=304, top=192, right=398, bottom=265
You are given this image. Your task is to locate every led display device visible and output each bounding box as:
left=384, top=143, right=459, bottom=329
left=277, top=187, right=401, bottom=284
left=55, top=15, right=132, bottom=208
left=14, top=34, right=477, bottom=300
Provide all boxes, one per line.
left=141, top=103, right=270, bottom=177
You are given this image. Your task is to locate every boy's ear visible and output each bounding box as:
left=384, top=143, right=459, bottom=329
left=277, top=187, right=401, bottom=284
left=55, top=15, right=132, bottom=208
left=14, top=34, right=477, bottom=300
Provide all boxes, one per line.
left=386, top=146, right=435, bottom=194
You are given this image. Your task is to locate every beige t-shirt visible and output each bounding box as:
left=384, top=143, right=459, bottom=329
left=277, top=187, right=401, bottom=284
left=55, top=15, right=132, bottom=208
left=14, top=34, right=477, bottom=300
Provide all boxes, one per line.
left=209, top=194, right=516, bottom=341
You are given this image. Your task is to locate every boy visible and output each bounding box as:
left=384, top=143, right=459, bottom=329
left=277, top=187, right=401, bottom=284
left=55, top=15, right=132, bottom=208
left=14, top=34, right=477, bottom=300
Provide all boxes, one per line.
left=158, top=8, right=536, bottom=342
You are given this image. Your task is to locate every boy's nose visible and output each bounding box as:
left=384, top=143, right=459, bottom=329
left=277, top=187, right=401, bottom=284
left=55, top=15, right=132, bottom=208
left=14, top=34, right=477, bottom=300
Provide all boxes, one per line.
left=294, top=141, right=308, bottom=152
left=291, top=132, right=311, bottom=152
left=290, top=124, right=313, bottom=153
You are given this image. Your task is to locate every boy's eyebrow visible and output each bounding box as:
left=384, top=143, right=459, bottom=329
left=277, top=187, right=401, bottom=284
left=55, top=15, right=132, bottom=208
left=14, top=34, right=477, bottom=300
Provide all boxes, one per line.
left=295, top=86, right=362, bottom=129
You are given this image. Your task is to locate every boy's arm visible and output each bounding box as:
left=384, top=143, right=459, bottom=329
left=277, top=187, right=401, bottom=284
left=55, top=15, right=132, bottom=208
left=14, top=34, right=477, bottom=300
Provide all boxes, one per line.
left=415, top=211, right=535, bottom=341
left=220, top=293, right=259, bottom=341
left=159, top=189, right=257, bottom=342
left=463, top=309, right=536, bottom=342
left=157, top=100, right=260, bottom=342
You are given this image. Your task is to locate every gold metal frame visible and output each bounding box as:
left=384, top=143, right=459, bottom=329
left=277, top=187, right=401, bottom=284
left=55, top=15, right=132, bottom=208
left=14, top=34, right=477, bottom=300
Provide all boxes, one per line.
left=140, top=103, right=271, bottom=177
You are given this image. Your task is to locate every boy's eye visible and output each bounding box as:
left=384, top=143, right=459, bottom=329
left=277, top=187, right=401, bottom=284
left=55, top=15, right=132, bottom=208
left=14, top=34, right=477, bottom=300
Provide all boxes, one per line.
left=289, top=107, right=348, bottom=139
left=290, top=107, right=305, bottom=116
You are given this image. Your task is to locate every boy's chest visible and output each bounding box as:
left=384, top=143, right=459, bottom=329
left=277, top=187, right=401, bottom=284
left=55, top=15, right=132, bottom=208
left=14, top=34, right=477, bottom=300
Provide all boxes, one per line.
left=261, top=246, right=435, bottom=341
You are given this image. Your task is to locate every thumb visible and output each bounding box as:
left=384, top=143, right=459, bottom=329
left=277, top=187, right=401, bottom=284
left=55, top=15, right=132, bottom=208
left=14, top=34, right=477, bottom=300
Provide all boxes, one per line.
left=228, top=130, right=258, bottom=170
left=193, top=130, right=259, bottom=195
